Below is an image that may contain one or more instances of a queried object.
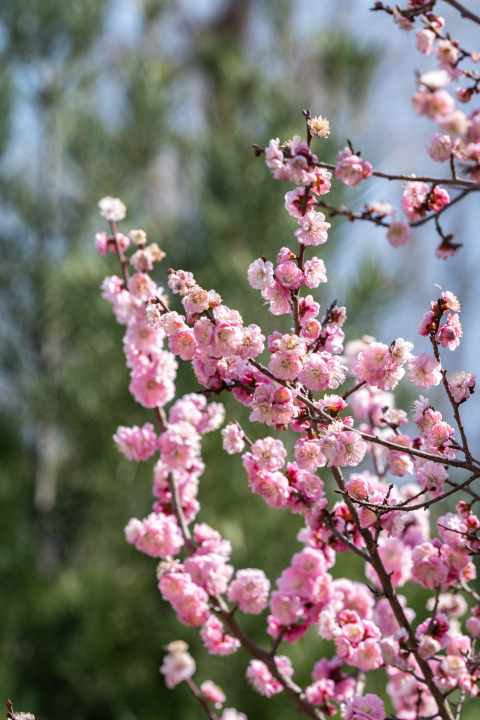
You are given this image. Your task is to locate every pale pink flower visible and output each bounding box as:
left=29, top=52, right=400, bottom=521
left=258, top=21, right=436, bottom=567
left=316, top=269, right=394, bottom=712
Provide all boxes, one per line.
left=341, top=694, right=385, bottom=720
left=305, top=679, right=335, bottom=706
left=294, top=438, right=326, bottom=472
left=145, top=302, right=164, bottom=330
left=113, top=422, right=158, bottom=461
left=209, top=323, right=242, bottom=358
left=339, top=431, right=368, bottom=467
left=250, top=471, right=291, bottom=508
left=160, top=641, right=195, bottom=688
left=221, top=423, right=245, bottom=454
left=128, top=272, right=158, bottom=302
left=435, top=313, right=462, bottom=350
left=299, top=352, right=346, bottom=392
left=411, top=542, right=449, bottom=589
left=270, top=590, right=305, bottom=625
left=200, top=681, right=226, bottom=708
left=221, top=710, right=246, bottom=720
left=407, top=353, right=442, bottom=389
left=268, top=351, right=303, bottom=381
left=418, top=309, right=436, bottom=336
left=427, top=133, right=453, bottom=162
left=416, top=28, right=435, bottom=56
left=94, top=231, right=109, bottom=255
left=284, top=187, right=315, bottom=218
left=262, top=281, right=291, bottom=315
left=237, top=324, right=265, bottom=359
left=275, top=260, right=303, bottom=289
left=436, top=39, right=460, bottom=65
left=98, top=196, right=126, bottom=222
left=334, top=147, right=373, bottom=186
left=167, top=269, right=195, bottom=296
left=125, top=512, right=183, bottom=558
left=390, top=338, right=414, bottom=366
left=354, top=639, right=383, bottom=672
left=169, top=328, right=198, bottom=360
left=416, top=461, right=448, bottom=492
left=246, top=657, right=290, bottom=697
left=278, top=333, right=307, bottom=356
left=303, top=257, right=327, bottom=287
left=448, top=371, right=476, bottom=403
left=200, top=615, right=241, bottom=655
left=294, top=210, right=330, bottom=246
left=182, top=285, right=210, bottom=318
left=387, top=218, right=410, bottom=247
left=227, top=568, right=270, bottom=614
left=422, top=89, right=456, bottom=121
left=366, top=538, right=412, bottom=588
left=440, top=110, right=470, bottom=139
left=251, top=437, right=287, bottom=471
left=129, top=358, right=177, bottom=408
left=248, top=258, right=275, bottom=290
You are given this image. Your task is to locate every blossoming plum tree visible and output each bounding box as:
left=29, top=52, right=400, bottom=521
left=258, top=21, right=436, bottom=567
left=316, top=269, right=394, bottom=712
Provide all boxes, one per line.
left=91, top=3, right=480, bottom=720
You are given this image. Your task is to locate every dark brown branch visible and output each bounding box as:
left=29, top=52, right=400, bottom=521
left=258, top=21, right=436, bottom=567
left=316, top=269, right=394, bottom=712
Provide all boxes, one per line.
left=184, top=678, right=220, bottom=720
left=442, top=0, right=480, bottom=25
left=331, top=467, right=454, bottom=720
left=109, top=220, right=130, bottom=288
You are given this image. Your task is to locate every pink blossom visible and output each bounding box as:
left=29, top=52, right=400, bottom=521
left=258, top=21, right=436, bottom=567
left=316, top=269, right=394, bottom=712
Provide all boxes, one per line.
left=169, top=328, right=198, bottom=360
left=299, top=352, right=346, bottom=392
left=167, top=269, right=195, bottom=296
left=407, top=353, right=442, bottom=389
left=94, top=231, right=109, bottom=255
left=294, top=210, right=331, bottom=246
left=435, top=313, right=462, bottom=350
left=418, top=309, right=436, bottom=336
left=125, top=512, right=183, bottom=558
left=305, top=679, right=335, bottom=707
left=246, top=656, right=293, bottom=697
left=294, top=438, right=326, bottom=472
left=334, top=147, right=373, bottom=186
left=416, top=28, right=436, bottom=55
left=209, top=322, right=242, bottom=358
left=113, top=422, right=158, bottom=461
left=129, top=356, right=177, bottom=408
left=275, top=260, right=303, bottom=289
left=284, top=187, right=315, bottom=218
left=200, top=681, right=226, bottom=708
left=427, top=133, right=453, bottom=162
left=182, top=285, right=210, bottom=319
left=303, top=257, right=327, bottom=287
left=298, top=295, right=320, bottom=325
left=227, top=568, right=270, bottom=614
left=421, top=89, right=456, bottom=121
left=354, top=639, right=383, bottom=671
left=448, top=371, right=476, bottom=403
left=411, top=542, right=449, bottom=589
left=311, top=166, right=332, bottom=195
left=441, top=110, right=470, bottom=139
left=262, top=280, right=291, bottom=315
left=270, top=590, right=305, bottom=625
left=221, top=710, right=246, bottom=720
left=342, top=694, right=386, bottom=720
left=248, top=258, right=275, bottom=290
left=237, top=324, right=265, bottom=359
left=250, top=471, right=291, bottom=508
left=184, top=553, right=233, bottom=595
left=269, top=351, right=303, bottom=381
left=251, top=436, right=287, bottom=471
left=128, top=272, right=157, bottom=302
left=200, top=615, right=241, bottom=655
left=221, top=423, right=245, bottom=454
left=158, top=421, right=201, bottom=469
left=387, top=219, right=410, bottom=247
left=160, top=641, right=195, bottom=688
left=416, top=461, right=448, bottom=492
left=98, top=196, right=126, bottom=222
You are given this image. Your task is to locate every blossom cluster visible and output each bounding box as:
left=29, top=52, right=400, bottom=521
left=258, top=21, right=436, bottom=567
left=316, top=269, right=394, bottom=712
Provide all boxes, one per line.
left=94, top=67, right=480, bottom=718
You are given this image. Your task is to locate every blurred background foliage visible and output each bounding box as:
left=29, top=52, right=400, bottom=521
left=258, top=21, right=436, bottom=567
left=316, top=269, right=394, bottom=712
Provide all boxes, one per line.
left=0, top=1, right=477, bottom=719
